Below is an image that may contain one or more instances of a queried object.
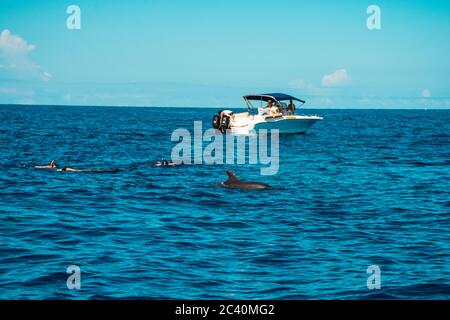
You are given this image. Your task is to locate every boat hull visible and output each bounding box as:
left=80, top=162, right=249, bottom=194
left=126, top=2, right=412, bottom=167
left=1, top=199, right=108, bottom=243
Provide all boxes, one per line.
left=230, top=116, right=322, bottom=134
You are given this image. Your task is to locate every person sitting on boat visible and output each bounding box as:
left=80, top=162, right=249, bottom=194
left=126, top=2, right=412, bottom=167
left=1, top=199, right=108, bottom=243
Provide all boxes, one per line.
left=34, top=160, right=58, bottom=169
left=262, top=100, right=273, bottom=117
left=269, top=105, right=282, bottom=117
left=263, top=101, right=282, bottom=118
left=288, top=102, right=296, bottom=115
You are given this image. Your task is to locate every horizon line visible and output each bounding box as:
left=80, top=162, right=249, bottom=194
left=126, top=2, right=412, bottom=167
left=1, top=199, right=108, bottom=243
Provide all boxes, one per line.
left=0, top=103, right=449, bottom=110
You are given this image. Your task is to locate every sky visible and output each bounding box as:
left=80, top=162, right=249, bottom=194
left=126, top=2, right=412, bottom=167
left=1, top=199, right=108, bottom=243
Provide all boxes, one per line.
left=0, top=0, right=449, bottom=108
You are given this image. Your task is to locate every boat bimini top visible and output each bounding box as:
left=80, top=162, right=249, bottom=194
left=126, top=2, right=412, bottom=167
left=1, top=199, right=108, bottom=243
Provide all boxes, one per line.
left=243, top=93, right=306, bottom=111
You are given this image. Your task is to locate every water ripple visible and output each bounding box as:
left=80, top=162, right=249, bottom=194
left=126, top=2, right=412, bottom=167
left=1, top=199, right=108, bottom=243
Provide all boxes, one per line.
left=0, top=106, right=449, bottom=299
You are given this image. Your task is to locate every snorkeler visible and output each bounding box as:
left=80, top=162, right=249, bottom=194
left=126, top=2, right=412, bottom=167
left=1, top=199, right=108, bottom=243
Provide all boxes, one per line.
left=34, top=160, right=58, bottom=169
left=153, top=159, right=178, bottom=167
left=34, top=160, right=117, bottom=172
left=59, top=166, right=78, bottom=172
left=58, top=166, right=119, bottom=173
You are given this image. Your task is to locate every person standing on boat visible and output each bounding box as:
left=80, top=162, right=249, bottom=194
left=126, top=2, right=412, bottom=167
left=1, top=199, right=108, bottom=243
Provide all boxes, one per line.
left=288, top=101, right=296, bottom=115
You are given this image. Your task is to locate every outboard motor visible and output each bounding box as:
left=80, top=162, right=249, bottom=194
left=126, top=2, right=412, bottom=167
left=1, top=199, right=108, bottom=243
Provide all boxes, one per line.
left=220, top=115, right=231, bottom=133
left=212, top=110, right=232, bottom=133
left=212, top=114, right=220, bottom=129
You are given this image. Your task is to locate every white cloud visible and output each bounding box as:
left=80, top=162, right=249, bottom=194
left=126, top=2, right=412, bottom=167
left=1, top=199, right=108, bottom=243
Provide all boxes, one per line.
left=321, top=69, right=351, bottom=87
left=0, top=29, right=50, bottom=81
left=421, top=89, right=431, bottom=98
left=41, top=71, right=52, bottom=81
left=0, top=29, right=34, bottom=55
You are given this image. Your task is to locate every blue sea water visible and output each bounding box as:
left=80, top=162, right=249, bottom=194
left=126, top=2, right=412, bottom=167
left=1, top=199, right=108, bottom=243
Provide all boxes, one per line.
left=0, top=105, right=449, bottom=299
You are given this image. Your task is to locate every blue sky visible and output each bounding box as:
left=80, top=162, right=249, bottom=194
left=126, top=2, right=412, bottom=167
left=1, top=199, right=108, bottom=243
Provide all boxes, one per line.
left=0, top=0, right=449, bottom=108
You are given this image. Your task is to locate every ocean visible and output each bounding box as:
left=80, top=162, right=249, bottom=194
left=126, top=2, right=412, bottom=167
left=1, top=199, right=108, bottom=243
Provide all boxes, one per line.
left=0, top=105, right=449, bottom=299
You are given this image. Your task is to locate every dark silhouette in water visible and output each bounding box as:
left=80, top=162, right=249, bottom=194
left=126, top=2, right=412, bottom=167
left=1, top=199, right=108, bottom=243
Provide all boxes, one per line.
left=33, top=160, right=118, bottom=173
left=153, top=159, right=178, bottom=167
left=221, top=170, right=271, bottom=190
left=59, top=166, right=119, bottom=173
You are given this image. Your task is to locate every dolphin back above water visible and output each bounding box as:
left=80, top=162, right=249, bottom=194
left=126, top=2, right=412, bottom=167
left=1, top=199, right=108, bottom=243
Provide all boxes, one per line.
left=221, top=170, right=271, bottom=190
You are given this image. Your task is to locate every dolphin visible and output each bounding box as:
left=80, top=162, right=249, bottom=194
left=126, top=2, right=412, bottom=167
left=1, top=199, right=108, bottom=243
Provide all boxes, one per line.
left=221, top=170, right=271, bottom=190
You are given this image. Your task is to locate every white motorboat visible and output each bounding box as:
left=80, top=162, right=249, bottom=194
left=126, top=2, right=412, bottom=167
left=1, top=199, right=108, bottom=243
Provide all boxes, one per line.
left=212, top=93, right=322, bottom=134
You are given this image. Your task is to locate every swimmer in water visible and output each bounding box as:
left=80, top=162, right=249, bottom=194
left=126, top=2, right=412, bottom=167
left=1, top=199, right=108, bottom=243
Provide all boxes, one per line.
left=153, top=160, right=178, bottom=167
left=60, top=166, right=79, bottom=172
left=34, top=160, right=58, bottom=169
left=59, top=166, right=119, bottom=173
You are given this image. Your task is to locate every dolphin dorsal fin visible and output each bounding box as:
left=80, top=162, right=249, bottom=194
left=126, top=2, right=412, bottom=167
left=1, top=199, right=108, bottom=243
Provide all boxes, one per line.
left=225, top=170, right=240, bottom=182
